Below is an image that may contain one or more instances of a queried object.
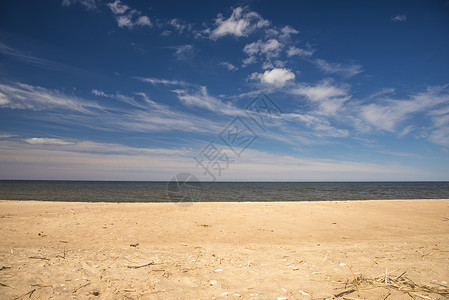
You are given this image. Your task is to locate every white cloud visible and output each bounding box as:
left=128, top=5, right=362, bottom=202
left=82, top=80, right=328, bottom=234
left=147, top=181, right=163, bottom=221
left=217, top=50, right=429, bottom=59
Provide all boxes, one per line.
left=391, top=14, right=406, bottom=22
left=219, top=61, right=238, bottom=71
left=91, top=89, right=111, bottom=97
left=25, top=137, right=74, bottom=145
left=242, top=55, right=257, bottom=67
left=242, top=38, right=285, bottom=68
left=210, top=7, right=269, bottom=39
left=243, top=39, right=282, bottom=58
left=136, top=16, right=151, bottom=26
left=315, top=58, right=362, bottom=77
left=0, top=92, right=10, bottom=106
left=251, top=68, right=295, bottom=88
left=107, top=0, right=128, bottom=14
left=280, top=25, right=299, bottom=38
left=116, top=14, right=133, bottom=28
left=291, top=80, right=348, bottom=102
left=171, top=45, right=194, bottom=60
left=287, top=46, right=314, bottom=57
left=168, top=18, right=192, bottom=34
left=107, top=0, right=151, bottom=29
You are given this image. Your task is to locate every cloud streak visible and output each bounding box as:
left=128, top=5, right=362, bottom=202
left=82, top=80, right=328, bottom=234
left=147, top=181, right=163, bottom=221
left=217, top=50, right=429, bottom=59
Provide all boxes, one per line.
left=314, top=59, right=362, bottom=77
left=0, top=82, right=101, bottom=113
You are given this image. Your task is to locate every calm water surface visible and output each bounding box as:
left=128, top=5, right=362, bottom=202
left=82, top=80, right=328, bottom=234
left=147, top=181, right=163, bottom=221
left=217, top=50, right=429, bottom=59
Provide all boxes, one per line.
left=1, top=181, right=448, bottom=202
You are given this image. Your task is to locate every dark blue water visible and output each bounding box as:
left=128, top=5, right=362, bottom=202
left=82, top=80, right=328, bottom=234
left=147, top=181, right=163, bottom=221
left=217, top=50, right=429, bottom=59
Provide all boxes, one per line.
left=0, top=180, right=448, bottom=202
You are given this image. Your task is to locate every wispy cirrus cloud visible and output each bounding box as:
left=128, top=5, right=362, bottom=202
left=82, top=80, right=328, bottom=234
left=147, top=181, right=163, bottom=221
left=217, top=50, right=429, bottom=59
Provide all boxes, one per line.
left=172, top=86, right=243, bottom=116
left=135, top=77, right=190, bottom=86
left=358, top=85, right=449, bottom=132
left=281, top=113, right=350, bottom=138
left=0, top=42, right=59, bottom=69
left=0, top=81, right=223, bottom=135
left=314, top=58, right=362, bottom=77
left=91, top=89, right=148, bottom=108
left=291, top=79, right=351, bottom=116
left=287, top=46, right=314, bottom=57
left=0, top=82, right=100, bottom=113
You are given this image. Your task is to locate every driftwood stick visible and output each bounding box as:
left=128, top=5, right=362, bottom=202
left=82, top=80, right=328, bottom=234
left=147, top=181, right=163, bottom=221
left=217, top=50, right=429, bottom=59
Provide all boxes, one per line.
left=127, top=262, right=154, bottom=269
left=28, top=256, right=50, bottom=261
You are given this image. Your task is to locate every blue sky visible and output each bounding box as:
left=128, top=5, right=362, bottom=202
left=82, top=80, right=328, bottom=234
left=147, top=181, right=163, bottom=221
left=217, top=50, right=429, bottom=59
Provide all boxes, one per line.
left=1, top=0, right=449, bottom=181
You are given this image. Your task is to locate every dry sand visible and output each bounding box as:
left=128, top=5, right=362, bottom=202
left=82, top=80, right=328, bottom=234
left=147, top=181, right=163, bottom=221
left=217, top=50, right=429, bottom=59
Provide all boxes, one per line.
left=0, top=199, right=448, bottom=299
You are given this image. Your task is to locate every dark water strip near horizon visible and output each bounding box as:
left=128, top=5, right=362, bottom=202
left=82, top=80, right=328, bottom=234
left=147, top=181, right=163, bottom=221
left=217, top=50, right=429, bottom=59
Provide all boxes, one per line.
left=1, top=180, right=449, bottom=203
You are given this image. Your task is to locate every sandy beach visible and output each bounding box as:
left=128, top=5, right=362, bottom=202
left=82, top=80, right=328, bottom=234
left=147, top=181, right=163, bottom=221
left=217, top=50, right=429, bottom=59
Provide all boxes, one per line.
left=0, top=199, right=448, bottom=299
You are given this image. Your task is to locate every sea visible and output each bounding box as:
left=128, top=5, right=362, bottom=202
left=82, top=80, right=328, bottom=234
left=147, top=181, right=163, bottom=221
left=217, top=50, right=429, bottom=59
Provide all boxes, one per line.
left=0, top=180, right=448, bottom=203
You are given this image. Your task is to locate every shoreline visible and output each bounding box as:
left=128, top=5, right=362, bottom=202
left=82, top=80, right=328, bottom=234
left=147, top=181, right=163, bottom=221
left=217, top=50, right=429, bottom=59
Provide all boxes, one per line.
left=2, top=198, right=449, bottom=203
left=1, top=199, right=448, bottom=298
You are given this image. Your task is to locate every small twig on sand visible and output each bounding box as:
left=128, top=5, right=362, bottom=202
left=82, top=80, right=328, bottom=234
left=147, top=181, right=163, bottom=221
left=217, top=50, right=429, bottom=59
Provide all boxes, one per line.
left=411, top=292, right=433, bottom=300
left=56, top=247, right=66, bottom=259
left=12, top=288, right=36, bottom=300
left=72, top=282, right=91, bottom=293
left=118, top=291, right=134, bottom=299
left=191, top=253, right=201, bottom=270
left=127, top=262, right=154, bottom=269
left=0, top=282, right=12, bottom=288
left=28, top=256, right=50, bottom=261
left=0, top=266, right=11, bottom=271
left=139, top=290, right=167, bottom=296
left=28, top=256, right=50, bottom=266
left=334, top=289, right=356, bottom=298
left=30, top=284, right=52, bottom=288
